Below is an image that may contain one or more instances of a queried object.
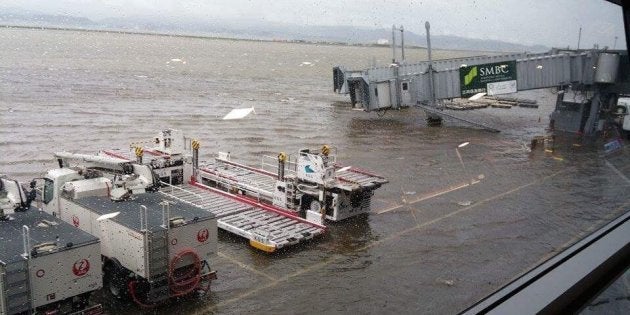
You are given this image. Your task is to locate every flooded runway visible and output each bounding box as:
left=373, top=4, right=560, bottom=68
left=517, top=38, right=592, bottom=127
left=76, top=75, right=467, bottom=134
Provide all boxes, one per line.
left=1, top=28, right=628, bottom=314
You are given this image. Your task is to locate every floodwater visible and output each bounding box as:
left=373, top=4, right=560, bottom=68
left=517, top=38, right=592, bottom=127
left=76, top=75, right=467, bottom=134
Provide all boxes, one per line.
left=1, top=28, right=629, bottom=314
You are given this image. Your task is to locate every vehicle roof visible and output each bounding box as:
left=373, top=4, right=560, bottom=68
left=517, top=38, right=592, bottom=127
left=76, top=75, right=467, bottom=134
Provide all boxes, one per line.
left=69, top=192, right=215, bottom=232
left=0, top=209, right=99, bottom=264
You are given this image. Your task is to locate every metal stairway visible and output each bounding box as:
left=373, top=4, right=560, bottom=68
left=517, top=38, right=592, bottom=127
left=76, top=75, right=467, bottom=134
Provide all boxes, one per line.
left=145, top=229, right=170, bottom=303
left=2, top=260, right=31, bottom=314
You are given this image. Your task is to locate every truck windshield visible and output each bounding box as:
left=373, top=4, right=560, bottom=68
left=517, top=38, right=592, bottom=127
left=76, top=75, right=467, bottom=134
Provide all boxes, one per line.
left=43, top=178, right=54, bottom=204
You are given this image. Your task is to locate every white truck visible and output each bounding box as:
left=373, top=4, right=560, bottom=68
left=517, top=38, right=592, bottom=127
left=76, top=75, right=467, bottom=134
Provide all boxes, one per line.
left=1, top=175, right=102, bottom=315
left=616, top=97, right=630, bottom=138
left=35, top=153, right=218, bottom=306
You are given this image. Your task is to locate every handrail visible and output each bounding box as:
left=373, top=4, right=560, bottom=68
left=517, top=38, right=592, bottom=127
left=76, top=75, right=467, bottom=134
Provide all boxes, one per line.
left=260, top=154, right=298, bottom=176
left=201, top=164, right=267, bottom=202
left=22, top=225, right=31, bottom=258
left=160, top=201, right=171, bottom=230
left=160, top=181, right=205, bottom=206
left=139, top=205, right=148, bottom=231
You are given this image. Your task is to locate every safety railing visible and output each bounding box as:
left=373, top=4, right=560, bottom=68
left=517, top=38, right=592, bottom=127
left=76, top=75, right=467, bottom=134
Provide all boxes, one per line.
left=204, top=162, right=266, bottom=202
left=159, top=181, right=205, bottom=207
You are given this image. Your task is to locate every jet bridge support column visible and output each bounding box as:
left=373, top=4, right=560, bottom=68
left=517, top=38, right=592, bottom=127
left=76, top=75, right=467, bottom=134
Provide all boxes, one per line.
left=425, top=21, right=443, bottom=126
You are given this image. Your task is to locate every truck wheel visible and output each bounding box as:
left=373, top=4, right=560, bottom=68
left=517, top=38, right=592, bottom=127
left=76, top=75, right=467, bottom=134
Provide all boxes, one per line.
left=71, top=292, right=90, bottom=311
left=103, top=260, right=129, bottom=300
left=310, top=200, right=322, bottom=212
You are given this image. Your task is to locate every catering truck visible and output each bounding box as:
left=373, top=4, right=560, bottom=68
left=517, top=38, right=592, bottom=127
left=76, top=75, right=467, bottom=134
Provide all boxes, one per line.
left=1, top=175, right=102, bottom=315
left=36, top=153, right=217, bottom=306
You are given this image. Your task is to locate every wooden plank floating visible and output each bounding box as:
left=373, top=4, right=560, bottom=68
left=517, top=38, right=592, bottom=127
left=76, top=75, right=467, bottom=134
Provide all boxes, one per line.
left=443, top=96, right=538, bottom=110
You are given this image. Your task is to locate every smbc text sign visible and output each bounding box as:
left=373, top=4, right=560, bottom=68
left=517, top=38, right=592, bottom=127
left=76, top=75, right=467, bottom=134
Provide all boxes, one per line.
left=459, top=60, right=517, bottom=97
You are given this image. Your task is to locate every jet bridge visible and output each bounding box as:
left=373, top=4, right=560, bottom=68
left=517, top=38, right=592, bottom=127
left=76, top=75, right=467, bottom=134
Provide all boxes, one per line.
left=334, top=48, right=629, bottom=134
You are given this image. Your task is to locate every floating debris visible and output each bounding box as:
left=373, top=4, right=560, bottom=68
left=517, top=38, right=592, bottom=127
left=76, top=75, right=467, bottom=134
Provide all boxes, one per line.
left=223, top=107, right=256, bottom=120
left=468, top=92, right=487, bottom=101
left=442, top=96, right=538, bottom=111
left=436, top=278, right=455, bottom=286
left=491, top=103, right=512, bottom=109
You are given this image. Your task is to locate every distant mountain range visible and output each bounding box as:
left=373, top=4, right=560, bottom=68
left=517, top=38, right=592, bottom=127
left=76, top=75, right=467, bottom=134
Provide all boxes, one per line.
left=0, top=7, right=549, bottom=53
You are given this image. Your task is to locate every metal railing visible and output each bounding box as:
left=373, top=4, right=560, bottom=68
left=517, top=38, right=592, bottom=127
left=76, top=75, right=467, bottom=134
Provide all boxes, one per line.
left=159, top=181, right=205, bottom=207
left=261, top=147, right=338, bottom=176
left=202, top=162, right=265, bottom=202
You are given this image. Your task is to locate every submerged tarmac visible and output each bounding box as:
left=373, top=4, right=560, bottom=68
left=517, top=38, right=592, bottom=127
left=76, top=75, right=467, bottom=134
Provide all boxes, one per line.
left=1, top=28, right=629, bottom=314
left=101, top=120, right=630, bottom=314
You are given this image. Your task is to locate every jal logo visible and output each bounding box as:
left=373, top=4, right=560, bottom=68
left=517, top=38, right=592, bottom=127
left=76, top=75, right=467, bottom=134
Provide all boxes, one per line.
left=72, top=259, right=90, bottom=277
left=71, top=215, right=80, bottom=227
left=197, top=228, right=209, bottom=243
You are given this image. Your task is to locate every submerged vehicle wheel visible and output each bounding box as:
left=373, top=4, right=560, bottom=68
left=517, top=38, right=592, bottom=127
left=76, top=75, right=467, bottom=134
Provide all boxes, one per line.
left=103, top=260, right=130, bottom=300
left=71, top=292, right=90, bottom=311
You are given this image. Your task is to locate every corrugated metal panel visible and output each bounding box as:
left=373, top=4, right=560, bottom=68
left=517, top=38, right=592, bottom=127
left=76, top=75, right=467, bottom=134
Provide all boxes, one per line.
left=412, top=74, right=431, bottom=104
left=433, top=68, right=462, bottom=100
left=516, top=54, right=571, bottom=90
left=571, top=53, right=595, bottom=85
left=367, top=67, right=394, bottom=81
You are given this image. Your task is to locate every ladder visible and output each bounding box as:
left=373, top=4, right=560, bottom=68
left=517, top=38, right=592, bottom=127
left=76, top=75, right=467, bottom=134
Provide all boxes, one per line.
left=285, top=176, right=297, bottom=210
left=3, top=260, right=31, bottom=314
left=145, top=228, right=170, bottom=303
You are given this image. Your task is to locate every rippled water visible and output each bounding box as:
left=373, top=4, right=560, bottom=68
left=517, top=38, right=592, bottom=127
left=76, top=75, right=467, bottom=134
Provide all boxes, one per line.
left=1, top=28, right=628, bottom=314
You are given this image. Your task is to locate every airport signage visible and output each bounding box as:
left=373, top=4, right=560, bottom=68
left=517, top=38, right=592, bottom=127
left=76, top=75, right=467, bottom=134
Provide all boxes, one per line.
left=460, top=60, right=517, bottom=97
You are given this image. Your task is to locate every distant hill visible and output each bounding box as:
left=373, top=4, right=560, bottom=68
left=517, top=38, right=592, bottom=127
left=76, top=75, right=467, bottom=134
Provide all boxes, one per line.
left=0, top=8, right=549, bottom=53
left=0, top=8, right=99, bottom=28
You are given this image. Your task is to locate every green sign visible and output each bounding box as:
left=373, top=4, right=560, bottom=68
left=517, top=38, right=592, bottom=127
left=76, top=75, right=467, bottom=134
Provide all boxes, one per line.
left=459, top=60, right=517, bottom=97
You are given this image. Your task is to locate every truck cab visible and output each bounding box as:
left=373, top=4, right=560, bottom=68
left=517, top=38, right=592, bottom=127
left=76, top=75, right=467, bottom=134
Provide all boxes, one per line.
left=617, top=97, right=630, bottom=138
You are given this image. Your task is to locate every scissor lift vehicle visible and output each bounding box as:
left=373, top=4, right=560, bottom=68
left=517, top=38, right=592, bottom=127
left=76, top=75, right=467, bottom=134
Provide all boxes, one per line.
left=200, top=146, right=388, bottom=223
left=101, top=131, right=328, bottom=253
left=102, top=130, right=387, bottom=227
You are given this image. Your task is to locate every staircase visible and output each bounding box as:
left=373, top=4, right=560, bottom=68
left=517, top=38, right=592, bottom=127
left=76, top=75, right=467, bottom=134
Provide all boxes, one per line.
left=285, top=177, right=297, bottom=210
left=145, top=228, right=170, bottom=303
left=2, top=259, right=31, bottom=314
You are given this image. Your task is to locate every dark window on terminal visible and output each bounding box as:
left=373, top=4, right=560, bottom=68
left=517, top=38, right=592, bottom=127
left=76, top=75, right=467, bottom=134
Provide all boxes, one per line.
left=402, top=82, right=408, bottom=91
left=374, top=88, right=378, bottom=96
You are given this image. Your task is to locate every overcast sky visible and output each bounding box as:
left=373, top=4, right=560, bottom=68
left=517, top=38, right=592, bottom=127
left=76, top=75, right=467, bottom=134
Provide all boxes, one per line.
left=3, top=0, right=626, bottom=48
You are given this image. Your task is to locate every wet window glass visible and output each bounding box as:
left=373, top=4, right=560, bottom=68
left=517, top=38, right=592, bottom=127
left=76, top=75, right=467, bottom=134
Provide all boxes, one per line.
left=0, top=1, right=628, bottom=314
left=43, top=178, right=54, bottom=204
